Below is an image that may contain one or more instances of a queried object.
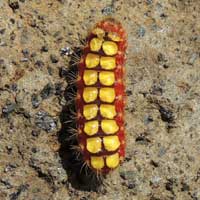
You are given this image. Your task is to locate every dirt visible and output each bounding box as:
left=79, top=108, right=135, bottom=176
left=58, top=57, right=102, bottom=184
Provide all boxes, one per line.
left=0, top=0, right=200, bottom=200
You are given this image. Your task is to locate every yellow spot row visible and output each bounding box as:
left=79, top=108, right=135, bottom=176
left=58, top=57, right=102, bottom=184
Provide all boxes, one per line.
left=82, top=28, right=122, bottom=171
left=90, top=37, right=118, bottom=56
left=86, top=136, right=120, bottom=153
left=85, top=53, right=116, bottom=70
left=83, top=104, right=116, bottom=120
left=92, top=28, right=121, bottom=41
left=83, top=70, right=115, bottom=86
left=83, top=87, right=115, bottom=103
left=91, top=153, right=120, bottom=170
left=84, top=119, right=119, bottom=136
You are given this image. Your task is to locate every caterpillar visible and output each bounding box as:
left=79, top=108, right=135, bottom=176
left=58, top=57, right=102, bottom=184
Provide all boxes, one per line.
left=76, top=18, right=127, bottom=174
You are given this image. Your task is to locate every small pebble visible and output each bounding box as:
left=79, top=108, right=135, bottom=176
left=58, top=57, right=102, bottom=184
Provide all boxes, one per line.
left=40, top=83, right=54, bottom=99
left=10, top=32, right=16, bottom=40
left=17, top=21, right=22, bottom=28
left=60, top=47, right=73, bottom=56
left=20, top=58, right=29, bottom=62
left=126, top=90, right=132, bottom=96
left=31, top=93, right=41, bottom=108
left=15, top=107, right=31, bottom=118
left=8, top=0, right=19, bottom=10
left=50, top=54, right=59, bottom=63
left=0, top=28, right=6, bottom=34
left=55, top=83, right=64, bottom=96
left=0, top=59, right=4, bottom=65
left=31, top=147, right=37, bottom=153
left=30, top=52, right=37, bottom=58
left=9, top=184, right=29, bottom=200
left=160, top=13, right=168, bottom=18
left=187, top=53, right=198, bottom=65
left=0, top=40, right=7, bottom=46
left=144, top=115, right=153, bottom=125
left=151, top=84, right=163, bottom=96
left=4, top=163, right=17, bottom=173
left=158, top=147, right=166, bottom=157
left=59, top=96, right=67, bottom=106
left=135, top=134, right=151, bottom=144
left=34, top=60, right=44, bottom=67
left=22, top=49, right=29, bottom=57
left=35, top=111, right=57, bottom=132
left=80, top=197, right=87, bottom=200
left=59, top=67, right=68, bottom=78
left=146, top=0, right=153, bottom=4
left=137, top=27, right=146, bottom=37
left=165, top=178, right=177, bottom=192
left=10, top=83, right=18, bottom=91
left=150, top=176, right=161, bottom=187
left=157, top=53, right=167, bottom=63
left=163, top=64, right=169, bottom=69
left=165, top=180, right=174, bottom=191
left=150, top=160, right=159, bottom=167
left=2, top=103, right=16, bottom=115
left=31, top=130, right=40, bottom=137
left=47, top=66, right=53, bottom=75
left=102, top=6, right=114, bottom=15
left=181, top=182, right=190, bottom=191
left=128, top=182, right=135, bottom=189
left=159, top=106, right=174, bottom=123
left=0, top=179, right=12, bottom=189
left=41, top=45, right=48, bottom=52
left=120, top=170, right=136, bottom=181
left=6, top=145, right=13, bottom=154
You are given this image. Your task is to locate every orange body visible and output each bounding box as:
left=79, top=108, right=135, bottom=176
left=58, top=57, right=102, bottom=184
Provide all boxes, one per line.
left=76, top=18, right=127, bottom=173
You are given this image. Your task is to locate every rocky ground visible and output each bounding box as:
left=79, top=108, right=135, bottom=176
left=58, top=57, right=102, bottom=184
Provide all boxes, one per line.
left=0, top=0, right=200, bottom=200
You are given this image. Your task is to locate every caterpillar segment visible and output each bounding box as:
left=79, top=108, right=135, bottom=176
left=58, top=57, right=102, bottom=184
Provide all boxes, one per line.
left=76, top=18, right=127, bottom=174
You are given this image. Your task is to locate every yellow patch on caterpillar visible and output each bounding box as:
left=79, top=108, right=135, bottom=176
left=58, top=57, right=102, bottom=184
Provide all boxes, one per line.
left=90, top=37, right=103, bottom=52
left=102, top=41, right=118, bottom=56
left=99, top=71, right=115, bottom=86
left=106, top=153, right=120, bottom=168
left=101, top=119, right=119, bottom=134
left=83, top=70, right=98, bottom=85
left=83, top=87, right=98, bottom=103
left=84, top=120, right=99, bottom=136
left=85, top=53, right=100, bottom=68
left=108, top=32, right=121, bottom=42
left=86, top=137, right=102, bottom=153
left=100, top=56, right=116, bottom=70
left=90, top=156, right=104, bottom=170
left=99, top=87, right=115, bottom=103
left=83, top=104, right=98, bottom=120
left=100, top=104, right=116, bottom=119
left=103, top=136, right=120, bottom=151
left=92, top=28, right=105, bottom=38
